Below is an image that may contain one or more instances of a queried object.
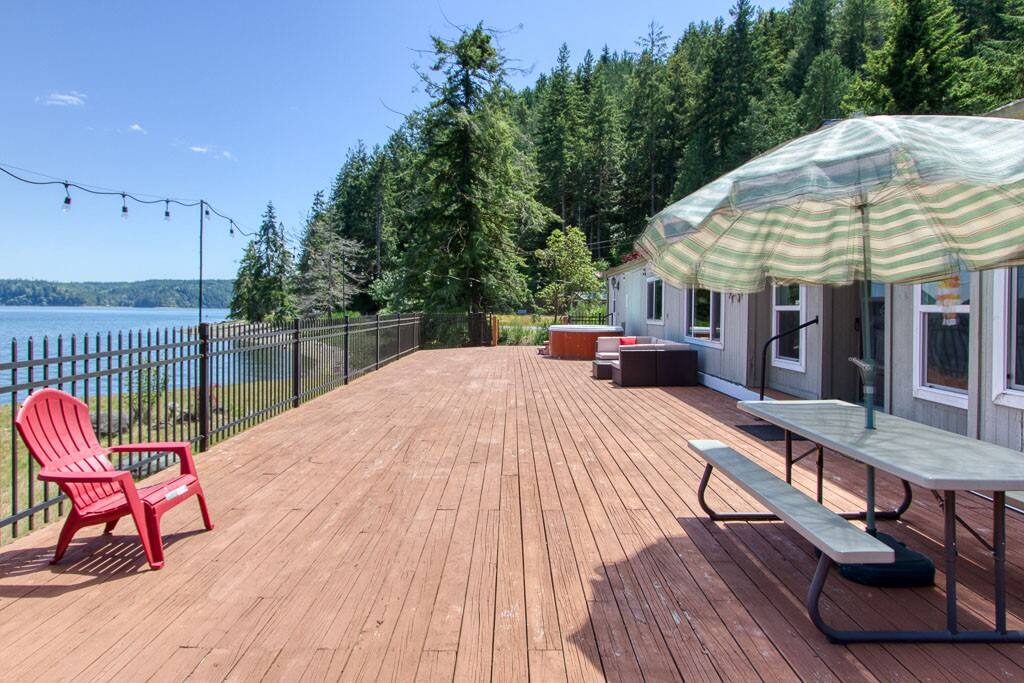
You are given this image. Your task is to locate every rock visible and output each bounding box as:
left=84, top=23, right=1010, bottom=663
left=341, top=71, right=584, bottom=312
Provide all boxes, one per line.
left=91, top=411, right=132, bottom=437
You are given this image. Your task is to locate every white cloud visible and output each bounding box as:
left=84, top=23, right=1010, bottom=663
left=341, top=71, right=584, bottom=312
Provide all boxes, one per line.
left=129, top=123, right=147, bottom=134
left=217, top=150, right=235, bottom=160
left=42, top=91, right=87, bottom=107
left=189, top=145, right=209, bottom=153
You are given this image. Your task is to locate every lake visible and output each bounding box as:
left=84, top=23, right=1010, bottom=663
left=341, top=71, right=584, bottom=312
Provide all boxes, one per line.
left=0, top=306, right=229, bottom=364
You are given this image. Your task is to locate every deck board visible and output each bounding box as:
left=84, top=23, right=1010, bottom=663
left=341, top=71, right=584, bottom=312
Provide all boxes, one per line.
left=2, top=346, right=1024, bottom=681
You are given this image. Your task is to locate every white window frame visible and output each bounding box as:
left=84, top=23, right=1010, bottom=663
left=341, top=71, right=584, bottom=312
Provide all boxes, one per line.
left=646, top=276, right=664, bottom=325
left=771, top=285, right=806, bottom=372
left=991, top=268, right=1024, bottom=410
left=684, top=287, right=724, bottom=349
left=912, top=276, right=970, bottom=409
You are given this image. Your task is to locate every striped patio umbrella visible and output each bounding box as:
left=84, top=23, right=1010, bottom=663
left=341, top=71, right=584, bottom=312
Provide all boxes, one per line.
left=636, top=115, right=1024, bottom=430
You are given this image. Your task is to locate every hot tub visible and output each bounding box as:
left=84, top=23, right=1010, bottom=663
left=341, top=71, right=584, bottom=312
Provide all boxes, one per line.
left=548, top=324, right=623, bottom=360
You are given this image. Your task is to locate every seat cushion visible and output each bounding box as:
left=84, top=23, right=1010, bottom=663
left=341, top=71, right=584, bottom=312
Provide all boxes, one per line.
left=595, top=351, right=618, bottom=360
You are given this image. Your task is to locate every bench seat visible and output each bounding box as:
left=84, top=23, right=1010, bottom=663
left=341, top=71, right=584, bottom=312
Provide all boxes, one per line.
left=689, top=439, right=893, bottom=565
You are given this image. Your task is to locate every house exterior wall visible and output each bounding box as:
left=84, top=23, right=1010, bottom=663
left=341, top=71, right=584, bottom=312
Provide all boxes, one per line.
left=609, top=264, right=750, bottom=387
left=977, top=270, right=1024, bottom=451
left=745, top=286, right=827, bottom=400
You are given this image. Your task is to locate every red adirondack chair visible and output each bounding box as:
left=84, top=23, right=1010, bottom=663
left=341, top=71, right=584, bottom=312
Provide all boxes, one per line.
left=15, top=388, right=213, bottom=570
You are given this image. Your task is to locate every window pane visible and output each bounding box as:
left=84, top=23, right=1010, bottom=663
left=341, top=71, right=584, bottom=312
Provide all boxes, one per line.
left=711, top=292, right=722, bottom=341
left=647, top=281, right=654, bottom=319
left=921, top=270, right=970, bottom=306
left=654, top=280, right=663, bottom=319
left=691, top=289, right=711, bottom=338
left=924, top=312, right=969, bottom=392
left=776, top=310, right=801, bottom=360
left=1014, top=268, right=1024, bottom=388
left=775, top=284, right=800, bottom=307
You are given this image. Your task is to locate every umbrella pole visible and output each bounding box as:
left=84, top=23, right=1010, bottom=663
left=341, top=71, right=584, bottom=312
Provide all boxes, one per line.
left=858, top=203, right=878, bottom=536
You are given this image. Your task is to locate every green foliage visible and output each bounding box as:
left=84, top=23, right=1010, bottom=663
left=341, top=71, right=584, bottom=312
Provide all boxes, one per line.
left=534, top=226, right=602, bottom=317
left=293, top=1, right=1024, bottom=317
left=230, top=202, right=296, bottom=322
left=0, top=279, right=233, bottom=308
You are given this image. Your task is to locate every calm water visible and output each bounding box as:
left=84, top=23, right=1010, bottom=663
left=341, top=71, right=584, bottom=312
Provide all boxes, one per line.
left=0, top=306, right=229, bottom=364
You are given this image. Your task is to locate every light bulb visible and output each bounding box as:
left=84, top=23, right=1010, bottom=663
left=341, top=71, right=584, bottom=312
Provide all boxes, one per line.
left=164, top=201, right=171, bottom=221
left=121, top=197, right=129, bottom=221
left=62, top=183, right=71, bottom=213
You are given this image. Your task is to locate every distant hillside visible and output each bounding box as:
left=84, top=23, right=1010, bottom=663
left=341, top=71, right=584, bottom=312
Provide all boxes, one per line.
left=0, top=279, right=234, bottom=308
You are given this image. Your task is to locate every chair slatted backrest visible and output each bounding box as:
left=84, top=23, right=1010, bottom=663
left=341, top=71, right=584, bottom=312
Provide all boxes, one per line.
left=15, top=389, right=119, bottom=508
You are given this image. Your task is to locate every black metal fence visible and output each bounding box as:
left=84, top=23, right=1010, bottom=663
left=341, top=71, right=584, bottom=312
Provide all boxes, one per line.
left=0, top=312, right=491, bottom=541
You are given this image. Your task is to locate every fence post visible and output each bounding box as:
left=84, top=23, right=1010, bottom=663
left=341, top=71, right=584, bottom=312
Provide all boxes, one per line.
left=291, top=319, right=301, bottom=408
left=396, top=312, right=402, bottom=357
left=375, top=314, right=381, bottom=370
left=198, top=322, right=211, bottom=452
left=343, top=315, right=350, bottom=385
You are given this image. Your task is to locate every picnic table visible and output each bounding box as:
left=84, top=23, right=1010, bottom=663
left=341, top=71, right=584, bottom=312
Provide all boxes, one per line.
left=732, top=399, right=1024, bottom=643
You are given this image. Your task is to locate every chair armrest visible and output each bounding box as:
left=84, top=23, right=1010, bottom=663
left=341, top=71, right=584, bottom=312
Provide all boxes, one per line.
left=39, top=469, right=131, bottom=485
left=109, top=441, right=198, bottom=476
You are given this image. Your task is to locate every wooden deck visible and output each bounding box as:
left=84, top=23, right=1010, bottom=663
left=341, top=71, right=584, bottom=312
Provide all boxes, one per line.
left=2, top=346, right=1024, bottom=681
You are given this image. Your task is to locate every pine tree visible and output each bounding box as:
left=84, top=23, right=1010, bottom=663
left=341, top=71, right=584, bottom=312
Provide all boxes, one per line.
left=296, top=216, right=366, bottom=317
left=789, top=0, right=835, bottom=92
left=835, top=0, right=891, bottom=72
left=797, top=51, right=854, bottom=126
left=847, top=0, right=969, bottom=113
left=535, top=43, right=585, bottom=226
left=580, top=59, right=626, bottom=259
left=400, top=24, right=554, bottom=314
left=229, top=202, right=295, bottom=322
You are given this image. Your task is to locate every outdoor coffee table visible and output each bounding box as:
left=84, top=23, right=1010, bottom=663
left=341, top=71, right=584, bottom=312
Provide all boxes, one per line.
left=737, top=399, right=1024, bottom=643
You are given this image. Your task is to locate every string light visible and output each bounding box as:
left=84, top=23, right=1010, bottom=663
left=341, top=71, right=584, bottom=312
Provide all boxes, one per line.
left=0, top=162, right=253, bottom=236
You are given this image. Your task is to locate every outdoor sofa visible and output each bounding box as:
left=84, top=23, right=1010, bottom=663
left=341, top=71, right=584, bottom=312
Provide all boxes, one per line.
left=593, top=336, right=698, bottom=387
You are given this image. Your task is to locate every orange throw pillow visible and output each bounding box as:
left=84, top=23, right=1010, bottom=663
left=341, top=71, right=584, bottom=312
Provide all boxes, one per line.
left=619, top=337, right=637, bottom=346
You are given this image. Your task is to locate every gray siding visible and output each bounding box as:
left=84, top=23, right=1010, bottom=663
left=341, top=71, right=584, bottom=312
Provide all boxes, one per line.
left=977, top=270, right=1024, bottom=451
left=746, top=286, right=826, bottom=400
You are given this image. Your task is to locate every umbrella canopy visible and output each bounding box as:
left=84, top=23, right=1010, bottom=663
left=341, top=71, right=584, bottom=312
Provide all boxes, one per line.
left=637, top=115, right=1024, bottom=294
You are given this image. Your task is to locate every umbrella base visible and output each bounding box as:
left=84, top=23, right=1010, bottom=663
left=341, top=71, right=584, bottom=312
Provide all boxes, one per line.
left=836, top=532, right=935, bottom=587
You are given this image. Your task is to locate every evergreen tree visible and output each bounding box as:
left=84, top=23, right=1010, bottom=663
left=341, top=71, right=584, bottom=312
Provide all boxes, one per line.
left=835, top=0, right=891, bottom=72
left=229, top=202, right=295, bottom=322
left=580, top=59, right=626, bottom=259
left=296, top=216, right=366, bottom=317
left=535, top=43, right=585, bottom=226
left=847, top=0, right=969, bottom=113
left=400, top=25, right=554, bottom=313
left=789, top=0, right=835, bottom=92
left=797, top=51, right=854, bottom=126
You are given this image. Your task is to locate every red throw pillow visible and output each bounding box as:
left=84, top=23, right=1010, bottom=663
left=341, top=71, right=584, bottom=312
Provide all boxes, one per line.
left=619, top=337, right=637, bottom=346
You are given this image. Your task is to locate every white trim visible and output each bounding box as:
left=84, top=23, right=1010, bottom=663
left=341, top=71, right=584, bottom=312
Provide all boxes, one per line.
left=698, top=372, right=763, bottom=401
left=771, top=285, right=806, bottom=373
left=684, top=288, right=725, bottom=349
left=912, top=277, right=970, bottom=410
left=991, top=268, right=1024, bottom=410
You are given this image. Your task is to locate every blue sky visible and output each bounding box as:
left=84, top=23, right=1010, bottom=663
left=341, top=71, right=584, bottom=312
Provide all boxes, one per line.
left=0, top=1, right=786, bottom=281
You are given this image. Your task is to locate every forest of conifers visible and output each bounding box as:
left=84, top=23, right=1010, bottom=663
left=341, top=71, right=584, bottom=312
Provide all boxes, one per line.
left=230, top=0, right=1024, bottom=320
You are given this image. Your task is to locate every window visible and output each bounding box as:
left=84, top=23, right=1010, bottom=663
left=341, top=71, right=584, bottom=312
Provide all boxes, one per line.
left=913, top=271, right=970, bottom=407
left=991, top=268, right=1024, bottom=409
left=646, top=277, right=663, bottom=323
left=685, top=288, right=723, bottom=345
left=772, top=284, right=805, bottom=370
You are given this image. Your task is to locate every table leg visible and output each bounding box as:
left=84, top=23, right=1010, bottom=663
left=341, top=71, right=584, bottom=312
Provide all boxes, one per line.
left=995, top=491, right=1007, bottom=634
left=865, top=465, right=876, bottom=536
left=785, top=430, right=793, bottom=484
left=945, top=490, right=958, bottom=634
left=816, top=446, right=824, bottom=504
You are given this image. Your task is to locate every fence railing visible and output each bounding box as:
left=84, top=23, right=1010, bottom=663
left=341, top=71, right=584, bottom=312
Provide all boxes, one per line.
left=0, top=311, right=491, bottom=541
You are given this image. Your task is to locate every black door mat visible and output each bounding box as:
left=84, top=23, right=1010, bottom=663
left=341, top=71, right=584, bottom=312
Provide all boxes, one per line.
left=735, top=424, right=807, bottom=442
